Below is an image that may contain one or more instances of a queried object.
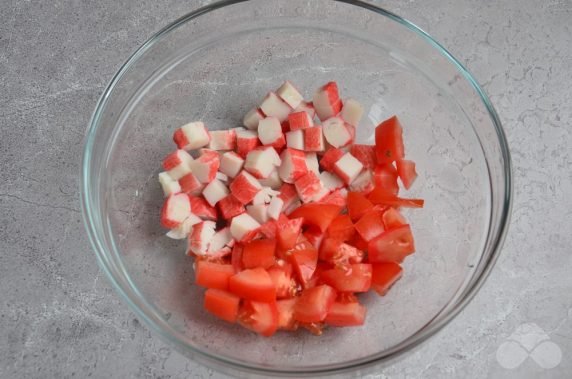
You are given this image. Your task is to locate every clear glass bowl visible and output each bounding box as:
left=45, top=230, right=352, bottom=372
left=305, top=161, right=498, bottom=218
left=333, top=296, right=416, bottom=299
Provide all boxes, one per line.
left=81, top=0, right=512, bottom=376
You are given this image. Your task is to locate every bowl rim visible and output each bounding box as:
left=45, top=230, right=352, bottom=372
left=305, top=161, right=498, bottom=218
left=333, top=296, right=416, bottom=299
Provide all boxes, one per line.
left=81, top=0, right=513, bottom=375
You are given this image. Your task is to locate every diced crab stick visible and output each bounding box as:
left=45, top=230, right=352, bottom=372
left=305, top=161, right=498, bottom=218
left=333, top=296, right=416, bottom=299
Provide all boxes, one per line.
left=229, top=171, right=262, bottom=204
left=267, top=196, right=284, bottom=220
left=260, top=92, right=292, bottom=122
left=305, top=153, right=320, bottom=175
left=178, top=172, right=203, bottom=195
left=244, top=147, right=281, bottom=179
left=208, top=130, right=237, bottom=151
left=285, top=129, right=304, bottom=150
left=294, top=101, right=316, bottom=119
left=163, top=149, right=194, bottom=180
left=189, top=151, right=220, bottom=183
left=276, top=81, right=304, bottom=109
left=350, top=170, right=375, bottom=194
left=203, top=179, right=229, bottom=207
left=230, top=213, right=261, bottom=241
left=252, top=186, right=280, bottom=205
left=218, top=195, right=245, bottom=220
left=243, top=107, right=265, bottom=130
left=278, top=183, right=300, bottom=211
left=288, top=111, right=314, bottom=131
left=310, top=187, right=330, bottom=203
left=173, top=122, right=211, bottom=151
left=236, top=129, right=260, bottom=158
left=321, top=189, right=347, bottom=207
left=284, top=198, right=302, bottom=215
left=294, top=171, right=324, bottom=203
left=350, top=144, right=377, bottom=169
left=313, top=82, right=343, bottom=121
left=320, top=171, right=344, bottom=191
left=278, top=148, right=308, bottom=183
left=188, top=221, right=216, bottom=256
left=303, top=126, right=325, bottom=152
left=165, top=213, right=202, bottom=239
left=189, top=196, right=218, bottom=220
left=208, top=227, right=234, bottom=255
left=340, top=98, right=364, bottom=126
left=334, top=152, right=364, bottom=184
left=160, top=193, right=191, bottom=228
left=219, top=151, right=244, bottom=178
left=258, top=117, right=286, bottom=148
left=246, top=204, right=270, bottom=224
left=323, top=117, right=352, bottom=148
left=319, top=148, right=344, bottom=172
left=158, top=172, right=182, bottom=197
left=216, top=172, right=229, bottom=182
left=258, top=169, right=283, bottom=190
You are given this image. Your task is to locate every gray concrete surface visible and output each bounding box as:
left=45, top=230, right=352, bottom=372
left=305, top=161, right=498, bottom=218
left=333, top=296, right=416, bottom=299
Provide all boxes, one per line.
left=1, top=0, right=571, bottom=378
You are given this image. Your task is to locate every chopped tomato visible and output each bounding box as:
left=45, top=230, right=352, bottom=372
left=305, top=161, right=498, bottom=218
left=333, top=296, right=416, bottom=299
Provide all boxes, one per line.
left=267, top=263, right=297, bottom=298
left=326, top=214, right=355, bottom=242
left=319, top=238, right=363, bottom=267
left=204, top=289, right=240, bottom=323
left=230, top=243, right=243, bottom=273
left=287, top=247, right=318, bottom=286
left=304, top=262, right=332, bottom=289
left=354, top=207, right=385, bottom=242
left=349, top=232, right=369, bottom=252
left=242, top=239, right=276, bottom=269
left=294, top=284, right=337, bottom=323
left=320, top=263, right=372, bottom=292
left=259, top=220, right=277, bottom=239
left=229, top=267, right=276, bottom=302
left=396, top=159, right=417, bottom=190
left=324, top=301, right=366, bottom=327
left=303, top=227, right=325, bottom=250
left=238, top=300, right=279, bottom=337
left=368, top=225, right=415, bottom=263
left=276, top=217, right=303, bottom=250
left=320, top=189, right=347, bottom=207
left=299, top=322, right=325, bottom=336
left=382, top=207, right=407, bottom=229
left=336, top=292, right=359, bottom=303
left=371, top=262, right=403, bottom=295
left=195, top=261, right=234, bottom=290
left=347, top=192, right=374, bottom=222
left=373, top=164, right=399, bottom=196
left=288, top=203, right=342, bottom=232
left=375, top=115, right=404, bottom=163
left=276, top=298, right=298, bottom=330
left=368, top=190, right=424, bottom=208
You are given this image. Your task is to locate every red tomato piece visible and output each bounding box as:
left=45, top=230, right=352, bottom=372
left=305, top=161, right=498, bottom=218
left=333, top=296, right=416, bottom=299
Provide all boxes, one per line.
left=336, top=292, right=359, bottom=304
left=267, top=263, right=297, bottom=299
left=319, top=238, right=363, bottom=267
left=241, top=239, right=276, bottom=269
left=259, top=220, right=278, bottom=239
left=347, top=191, right=374, bottom=222
left=195, top=261, right=234, bottom=290
left=375, top=115, right=404, bottom=164
left=373, top=164, right=399, bottom=196
left=368, top=189, right=425, bottom=208
left=294, top=284, right=337, bottom=323
left=288, top=203, right=342, bottom=232
left=276, top=217, right=303, bottom=250
left=324, top=301, right=366, bottom=327
left=276, top=298, right=298, bottom=331
left=204, top=289, right=240, bottom=323
left=287, top=247, right=319, bottom=286
left=229, top=267, right=276, bottom=302
left=320, top=189, right=347, bottom=207
left=326, top=214, right=355, bottom=242
left=349, top=232, right=369, bottom=252
left=238, top=300, right=279, bottom=337
left=382, top=207, right=407, bottom=229
left=320, top=264, right=372, bottom=293
left=230, top=243, right=243, bottom=273
left=354, top=208, right=385, bottom=242
left=303, top=227, right=325, bottom=250
left=368, top=225, right=415, bottom=263
left=396, top=159, right=418, bottom=190
left=371, top=262, right=403, bottom=295
left=350, top=144, right=377, bottom=169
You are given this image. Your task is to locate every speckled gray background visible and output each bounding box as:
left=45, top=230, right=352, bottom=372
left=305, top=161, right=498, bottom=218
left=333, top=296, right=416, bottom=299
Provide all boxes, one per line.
left=1, top=0, right=571, bottom=378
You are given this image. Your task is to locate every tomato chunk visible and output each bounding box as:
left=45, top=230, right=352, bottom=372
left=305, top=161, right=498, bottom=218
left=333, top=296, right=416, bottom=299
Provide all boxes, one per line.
left=375, top=115, right=404, bottom=163
left=319, top=238, right=363, bottom=267
left=396, top=159, right=417, bottom=190
left=320, top=263, right=372, bottom=292
left=325, top=301, right=366, bottom=327
left=294, top=284, right=337, bottom=323
left=288, top=203, right=342, bottom=232
left=326, top=214, right=355, bottom=242
left=382, top=207, right=407, bottom=229
left=267, top=263, right=297, bottom=298
left=204, top=289, right=240, bottom=323
left=368, top=189, right=425, bottom=208
left=229, top=267, right=276, bottom=302
left=287, top=247, right=319, bottom=286
left=276, top=298, right=298, bottom=330
left=347, top=192, right=374, bottom=222
left=371, top=262, right=403, bottom=295
left=373, top=164, right=399, bottom=196
left=276, top=217, right=304, bottom=250
left=354, top=207, right=385, bottom=242
left=238, top=300, right=279, bottom=337
left=230, top=243, right=243, bottom=273
left=242, top=239, right=276, bottom=269
left=195, top=261, right=234, bottom=290
left=368, top=224, right=415, bottom=263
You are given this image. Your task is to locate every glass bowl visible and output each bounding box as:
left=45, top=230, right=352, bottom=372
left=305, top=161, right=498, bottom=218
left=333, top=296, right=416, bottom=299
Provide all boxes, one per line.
left=81, top=0, right=512, bottom=376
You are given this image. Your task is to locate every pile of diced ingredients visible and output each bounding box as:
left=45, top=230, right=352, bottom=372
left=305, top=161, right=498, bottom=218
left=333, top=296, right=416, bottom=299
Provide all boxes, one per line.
left=158, top=81, right=423, bottom=336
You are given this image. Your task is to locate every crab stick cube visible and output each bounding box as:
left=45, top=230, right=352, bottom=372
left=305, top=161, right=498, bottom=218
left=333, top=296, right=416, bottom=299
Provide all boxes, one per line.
left=286, top=129, right=304, bottom=150
left=320, top=171, right=344, bottom=191
left=158, top=172, right=182, bottom=197
left=230, top=213, right=261, bottom=241
left=219, top=151, right=244, bottom=178
left=173, top=122, right=210, bottom=150
left=160, top=193, right=192, bottom=228
left=244, top=147, right=281, bottom=179
left=216, top=172, right=228, bottom=182
left=165, top=213, right=201, bottom=239
left=243, top=107, right=265, bottom=130
left=294, top=101, right=316, bottom=119
left=278, top=148, right=308, bottom=183
left=188, top=221, right=216, bottom=255
left=189, top=151, right=220, bottom=183
left=294, top=171, right=324, bottom=203
left=218, top=195, right=245, bottom=220
left=258, top=117, right=285, bottom=148
left=303, top=126, right=325, bottom=152
left=163, top=150, right=194, bottom=180
left=340, top=98, right=364, bottom=126
left=276, top=81, right=304, bottom=109
left=189, top=196, right=217, bottom=220
left=208, top=227, right=234, bottom=255
left=246, top=204, right=270, bottom=224
left=320, top=189, right=347, bottom=207
left=350, top=144, right=377, bottom=169
left=258, top=169, right=283, bottom=190
left=323, top=117, right=352, bottom=148
left=260, top=92, right=292, bottom=122
left=178, top=172, right=203, bottom=195
left=208, top=130, right=237, bottom=151
left=252, top=187, right=280, bottom=205
left=350, top=170, right=375, bottom=194
left=203, top=179, right=229, bottom=207
left=229, top=171, right=262, bottom=204
left=267, top=196, right=284, bottom=220
left=334, top=152, right=363, bottom=184
left=313, top=82, right=342, bottom=121
left=310, top=187, right=330, bottom=203
left=319, top=148, right=345, bottom=172
left=305, top=153, right=320, bottom=175
left=235, top=129, right=260, bottom=158
left=278, top=183, right=300, bottom=212
left=288, top=111, right=314, bottom=131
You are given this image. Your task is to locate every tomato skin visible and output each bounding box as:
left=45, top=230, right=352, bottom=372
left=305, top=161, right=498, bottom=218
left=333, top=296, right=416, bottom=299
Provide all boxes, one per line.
left=288, top=203, right=342, bottom=232
left=229, top=267, right=276, bottom=302
left=320, top=264, right=372, bottom=293
left=294, top=284, right=337, bottom=323
left=276, top=217, right=303, bottom=250
left=324, top=301, right=366, bottom=327
left=354, top=208, right=385, bottom=242
left=373, top=164, right=399, bottom=196
left=267, top=263, right=297, bottom=299
left=287, top=247, right=319, bottom=286
left=371, top=262, right=403, bottom=295
left=368, top=225, right=415, bottom=263
left=326, top=214, right=355, bottom=242
left=204, top=289, right=240, bottom=323
left=396, top=159, right=417, bottom=190
left=195, top=261, right=234, bottom=290
left=368, top=189, right=424, bottom=208
left=375, top=115, right=404, bottom=164
left=347, top=192, right=374, bottom=222
left=276, top=298, right=298, bottom=330
left=238, top=300, right=279, bottom=337
left=242, top=239, right=276, bottom=269
left=382, top=207, right=407, bottom=229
